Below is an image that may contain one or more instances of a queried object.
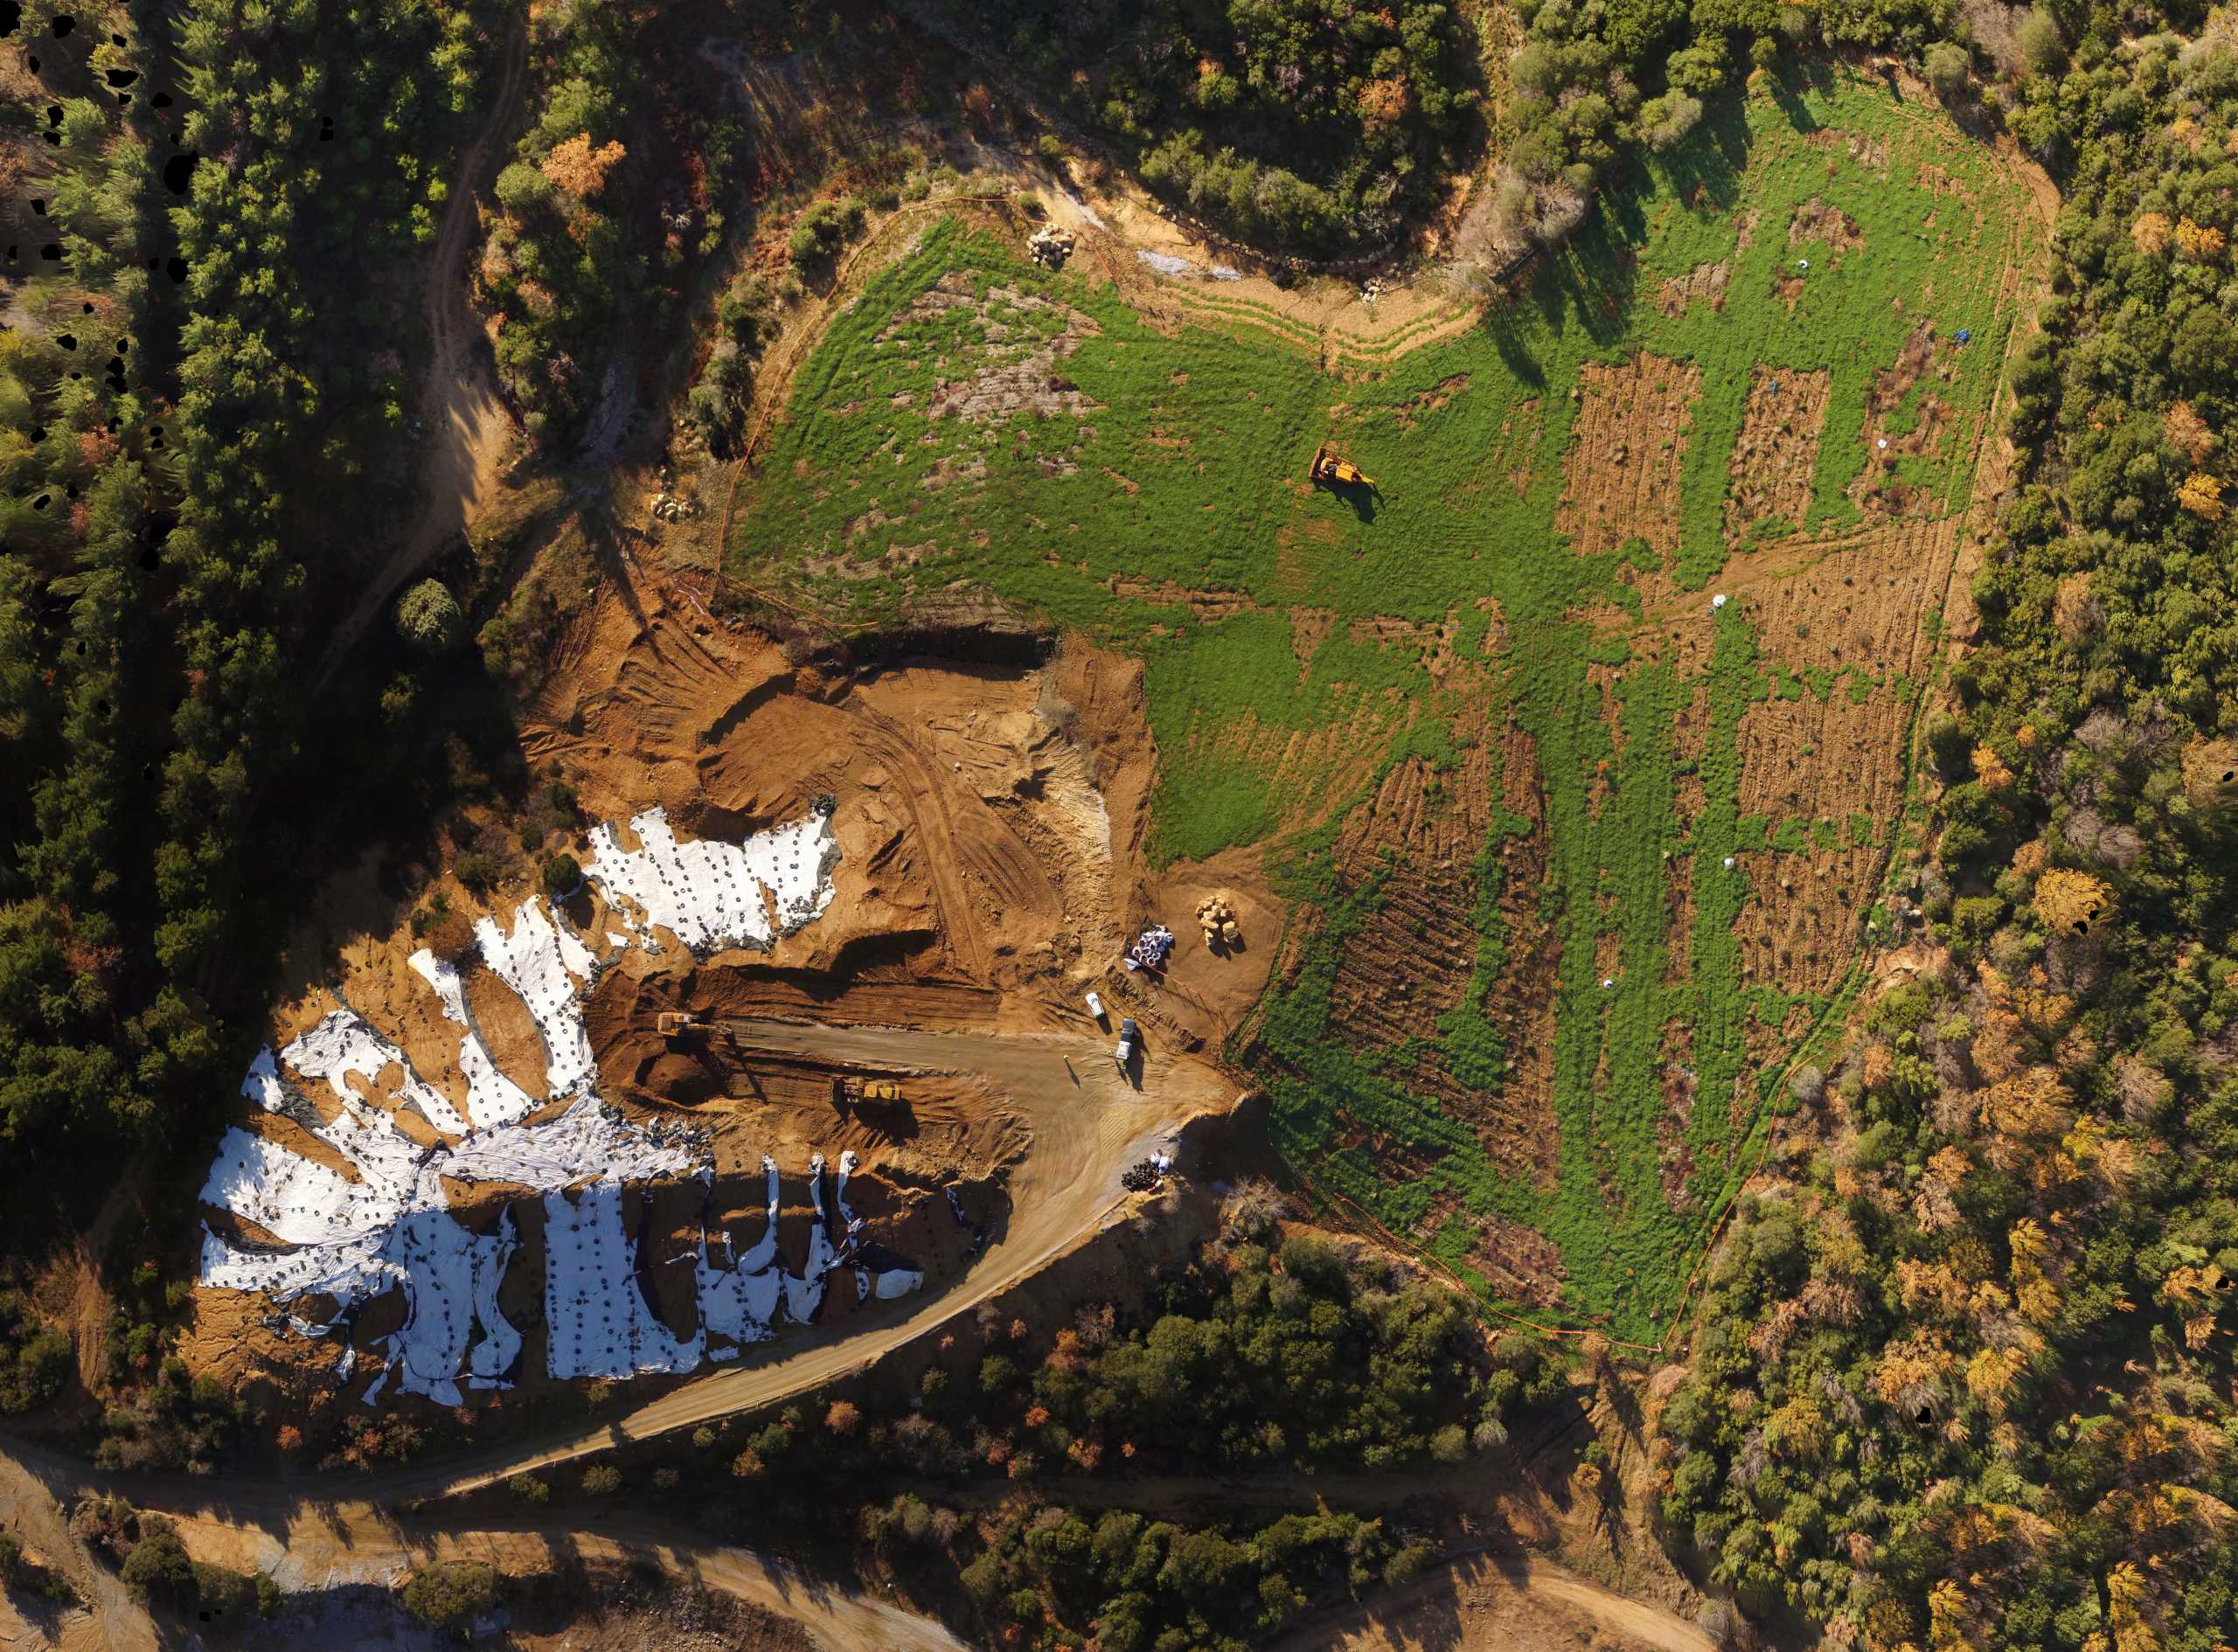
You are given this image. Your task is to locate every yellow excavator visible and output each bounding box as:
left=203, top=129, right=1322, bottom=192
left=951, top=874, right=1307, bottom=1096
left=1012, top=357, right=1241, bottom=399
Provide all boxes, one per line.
left=1308, top=442, right=1374, bottom=489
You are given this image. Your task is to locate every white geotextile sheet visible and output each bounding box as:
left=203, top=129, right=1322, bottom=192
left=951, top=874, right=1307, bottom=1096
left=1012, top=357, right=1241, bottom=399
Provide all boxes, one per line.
left=475, top=898, right=599, bottom=1098
left=585, top=806, right=838, bottom=955
left=544, top=1180, right=704, bottom=1381
left=442, top=1095, right=699, bottom=1188
left=197, top=808, right=918, bottom=1406
left=408, top=949, right=540, bottom=1131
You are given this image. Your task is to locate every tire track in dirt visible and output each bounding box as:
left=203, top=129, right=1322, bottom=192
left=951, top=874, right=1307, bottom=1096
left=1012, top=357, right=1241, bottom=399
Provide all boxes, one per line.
left=0, top=1440, right=157, bottom=1652
left=310, top=22, right=527, bottom=700
left=0, top=1435, right=961, bottom=1652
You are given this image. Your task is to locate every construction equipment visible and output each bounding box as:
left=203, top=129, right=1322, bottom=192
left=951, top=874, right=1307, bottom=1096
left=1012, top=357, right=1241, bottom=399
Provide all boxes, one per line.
left=1308, top=443, right=1374, bottom=489
left=1196, top=892, right=1242, bottom=949
left=1027, top=225, right=1076, bottom=270
left=657, top=1011, right=699, bottom=1038
left=838, top=1076, right=905, bottom=1104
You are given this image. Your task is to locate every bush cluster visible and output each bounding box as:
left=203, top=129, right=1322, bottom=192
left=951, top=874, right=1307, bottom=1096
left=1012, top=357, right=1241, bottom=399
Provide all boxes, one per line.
left=939, top=0, right=1481, bottom=255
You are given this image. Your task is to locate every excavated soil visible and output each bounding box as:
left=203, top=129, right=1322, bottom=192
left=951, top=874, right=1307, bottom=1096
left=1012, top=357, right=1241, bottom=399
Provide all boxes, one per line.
left=1788, top=196, right=1865, bottom=258
left=1725, top=366, right=1831, bottom=541
left=182, top=558, right=1254, bottom=1421
left=1303, top=718, right=1563, bottom=1216
left=1556, top=356, right=1702, bottom=561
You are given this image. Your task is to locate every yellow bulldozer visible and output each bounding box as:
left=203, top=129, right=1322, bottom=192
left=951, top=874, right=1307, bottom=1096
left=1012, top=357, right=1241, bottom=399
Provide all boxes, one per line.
left=1308, top=443, right=1374, bottom=489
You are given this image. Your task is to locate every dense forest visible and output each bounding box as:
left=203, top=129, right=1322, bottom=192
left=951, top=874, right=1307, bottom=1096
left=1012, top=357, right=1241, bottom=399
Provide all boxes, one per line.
left=0, top=0, right=487, bottom=1217
left=1653, top=24, right=2238, bottom=1652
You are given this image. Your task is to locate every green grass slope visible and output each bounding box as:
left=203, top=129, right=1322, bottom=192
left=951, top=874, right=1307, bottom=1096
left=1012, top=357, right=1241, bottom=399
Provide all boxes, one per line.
left=728, top=67, right=2042, bottom=1337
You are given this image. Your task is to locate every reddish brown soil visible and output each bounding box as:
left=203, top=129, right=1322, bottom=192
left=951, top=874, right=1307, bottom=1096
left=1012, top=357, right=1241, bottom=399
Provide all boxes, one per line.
left=1851, top=322, right=1961, bottom=517
left=1789, top=196, right=1864, bottom=256
left=1725, top=366, right=1831, bottom=542
left=1307, top=718, right=1563, bottom=1204
left=1556, top=355, right=1702, bottom=561
left=1807, top=126, right=1891, bottom=171
left=183, top=548, right=1247, bottom=1426
left=463, top=955, right=551, bottom=1100
left=1726, top=517, right=1957, bottom=1058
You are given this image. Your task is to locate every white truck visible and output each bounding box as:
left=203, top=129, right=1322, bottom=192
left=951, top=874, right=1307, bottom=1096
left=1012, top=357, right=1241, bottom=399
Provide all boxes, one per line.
left=1114, top=1017, right=1140, bottom=1068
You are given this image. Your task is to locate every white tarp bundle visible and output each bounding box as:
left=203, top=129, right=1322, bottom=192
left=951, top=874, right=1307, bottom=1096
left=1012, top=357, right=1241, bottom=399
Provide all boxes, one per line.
left=195, top=809, right=921, bottom=1406
left=585, top=805, right=838, bottom=955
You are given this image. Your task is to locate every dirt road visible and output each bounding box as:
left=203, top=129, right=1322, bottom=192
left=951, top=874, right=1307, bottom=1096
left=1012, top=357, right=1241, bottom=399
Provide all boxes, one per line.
left=5, top=1427, right=1713, bottom=1652
left=310, top=23, right=526, bottom=698
left=408, top=1015, right=1224, bottom=1498
left=1263, top=1550, right=1717, bottom=1652
left=1, top=1436, right=960, bottom=1652
left=0, top=1441, right=156, bottom=1652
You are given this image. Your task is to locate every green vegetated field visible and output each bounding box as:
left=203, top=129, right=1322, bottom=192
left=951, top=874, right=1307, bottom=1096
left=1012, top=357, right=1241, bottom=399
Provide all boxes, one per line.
left=730, top=69, right=2043, bottom=1338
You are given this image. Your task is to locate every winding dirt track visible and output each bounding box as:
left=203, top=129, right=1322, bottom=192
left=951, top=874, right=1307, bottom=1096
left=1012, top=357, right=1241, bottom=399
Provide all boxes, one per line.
left=0, top=1437, right=963, bottom=1652
left=309, top=21, right=526, bottom=699
left=1261, top=1550, right=1717, bottom=1652
left=0, top=1442, right=156, bottom=1652
left=3, top=1431, right=1713, bottom=1652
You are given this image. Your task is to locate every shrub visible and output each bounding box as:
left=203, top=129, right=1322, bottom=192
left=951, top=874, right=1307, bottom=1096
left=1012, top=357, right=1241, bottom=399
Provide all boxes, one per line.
left=1923, top=40, right=1971, bottom=96
left=191, top=1562, right=257, bottom=1619
left=1640, top=92, right=1704, bottom=149
left=118, top=1519, right=195, bottom=1603
left=2015, top=8, right=2064, bottom=75
left=0, top=1531, right=75, bottom=1602
left=455, top=853, right=498, bottom=897
left=717, top=275, right=773, bottom=355
left=788, top=197, right=866, bottom=272
left=401, top=1561, right=500, bottom=1631
left=580, top=1463, right=622, bottom=1496
left=395, top=579, right=466, bottom=655
left=506, top=1473, right=549, bottom=1505
left=540, top=853, right=580, bottom=897
left=421, top=907, right=476, bottom=962
left=493, top=161, right=555, bottom=213
left=0, top=1308, right=72, bottom=1413
left=1924, top=712, right=1970, bottom=774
